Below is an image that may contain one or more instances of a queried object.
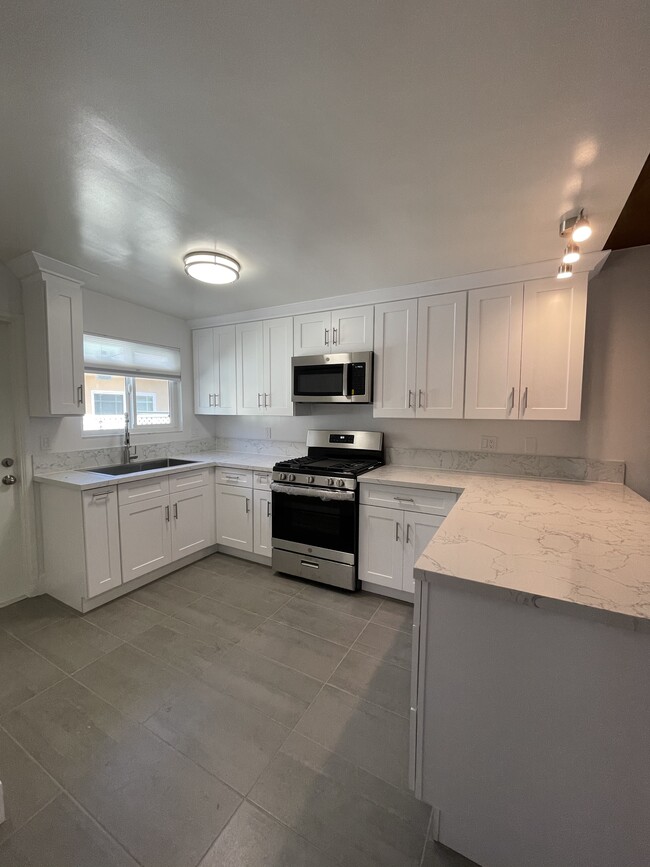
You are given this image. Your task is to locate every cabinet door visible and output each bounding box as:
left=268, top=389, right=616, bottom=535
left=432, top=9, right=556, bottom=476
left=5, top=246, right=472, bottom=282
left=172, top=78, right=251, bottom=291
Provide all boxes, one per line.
left=215, top=484, right=253, bottom=551
left=262, top=316, right=293, bottom=416
left=46, top=276, right=85, bottom=415
left=416, top=292, right=467, bottom=419
left=171, top=487, right=216, bottom=560
left=373, top=299, right=418, bottom=418
left=359, top=505, right=404, bottom=590
left=464, top=283, right=523, bottom=419
left=402, top=512, right=444, bottom=594
left=214, top=324, right=237, bottom=415
left=253, top=488, right=272, bottom=558
left=519, top=274, right=587, bottom=421
left=331, top=305, right=374, bottom=352
left=82, top=488, right=122, bottom=598
left=293, top=311, right=332, bottom=356
left=193, top=328, right=216, bottom=415
left=119, top=496, right=171, bottom=582
left=236, top=321, right=264, bottom=414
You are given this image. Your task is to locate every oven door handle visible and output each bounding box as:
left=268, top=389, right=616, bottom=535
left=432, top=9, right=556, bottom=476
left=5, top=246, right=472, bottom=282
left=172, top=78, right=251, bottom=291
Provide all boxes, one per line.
left=271, top=482, right=355, bottom=501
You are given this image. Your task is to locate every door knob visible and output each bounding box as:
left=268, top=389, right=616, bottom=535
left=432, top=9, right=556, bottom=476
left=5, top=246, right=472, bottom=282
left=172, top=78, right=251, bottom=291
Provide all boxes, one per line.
left=2, top=475, right=17, bottom=486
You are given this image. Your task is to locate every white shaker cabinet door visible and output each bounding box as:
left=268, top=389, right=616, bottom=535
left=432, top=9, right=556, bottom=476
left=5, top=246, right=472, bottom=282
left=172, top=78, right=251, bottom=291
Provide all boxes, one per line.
left=519, top=274, right=588, bottom=421
left=171, top=487, right=216, bottom=560
left=253, top=488, right=273, bottom=557
left=331, top=305, right=374, bottom=352
left=193, top=328, right=216, bottom=414
left=402, top=512, right=444, bottom=594
left=262, top=316, right=293, bottom=416
left=373, top=299, right=418, bottom=418
left=216, top=484, right=253, bottom=551
left=415, top=292, right=467, bottom=419
left=45, top=277, right=85, bottom=415
left=82, top=488, right=122, bottom=598
left=236, top=321, right=265, bottom=414
left=293, top=311, right=332, bottom=356
left=119, top=496, right=171, bottom=582
left=464, top=283, right=524, bottom=419
left=359, top=504, right=404, bottom=590
left=213, top=324, right=237, bottom=415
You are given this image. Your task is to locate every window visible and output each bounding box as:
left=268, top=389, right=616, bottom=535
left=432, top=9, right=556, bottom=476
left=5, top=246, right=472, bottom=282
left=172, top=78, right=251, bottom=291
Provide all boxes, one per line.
left=82, top=335, right=182, bottom=435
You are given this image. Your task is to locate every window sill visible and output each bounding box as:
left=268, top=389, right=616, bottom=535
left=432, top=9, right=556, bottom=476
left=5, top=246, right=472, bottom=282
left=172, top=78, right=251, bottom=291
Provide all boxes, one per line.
left=82, top=427, right=183, bottom=439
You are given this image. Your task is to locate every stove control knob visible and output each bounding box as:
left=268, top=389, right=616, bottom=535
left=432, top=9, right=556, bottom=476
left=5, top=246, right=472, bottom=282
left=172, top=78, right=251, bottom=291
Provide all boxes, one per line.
left=278, top=473, right=286, bottom=481
left=336, top=479, right=345, bottom=488
left=327, top=477, right=334, bottom=486
left=307, top=475, right=315, bottom=483
left=288, top=474, right=296, bottom=482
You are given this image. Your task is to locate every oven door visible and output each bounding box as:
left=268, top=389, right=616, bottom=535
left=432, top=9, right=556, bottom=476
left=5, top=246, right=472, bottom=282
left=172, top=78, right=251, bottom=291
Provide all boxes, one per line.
left=271, top=484, right=357, bottom=564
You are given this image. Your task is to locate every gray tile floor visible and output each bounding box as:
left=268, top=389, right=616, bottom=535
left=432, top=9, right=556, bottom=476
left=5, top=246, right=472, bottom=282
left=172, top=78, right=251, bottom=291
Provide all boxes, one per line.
left=0, top=554, right=478, bottom=867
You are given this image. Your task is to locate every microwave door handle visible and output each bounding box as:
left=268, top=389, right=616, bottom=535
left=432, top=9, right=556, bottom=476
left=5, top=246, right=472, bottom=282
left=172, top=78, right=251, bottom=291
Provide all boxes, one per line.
left=342, top=364, right=349, bottom=399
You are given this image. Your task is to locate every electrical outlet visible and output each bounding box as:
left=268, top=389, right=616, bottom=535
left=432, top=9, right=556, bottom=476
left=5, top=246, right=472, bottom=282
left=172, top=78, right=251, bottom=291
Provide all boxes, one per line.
left=265, top=427, right=272, bottom=439
left=40, top=435, right=50, bottom=451
left=480, top=435, right=498, bottom=451
left=524, top=436, right=537, bottom=454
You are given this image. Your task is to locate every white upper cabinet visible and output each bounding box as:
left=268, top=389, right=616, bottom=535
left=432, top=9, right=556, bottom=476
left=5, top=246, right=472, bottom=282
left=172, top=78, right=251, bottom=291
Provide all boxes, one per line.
left=415, top=292, right=467, bottom=418
left=373, top=299, right=418, bottom=418
left=519, top=274, right=587, bottom=421
left=236, top=317, right=293, bottom=416
left=464, top=284, right=524, bottom=419
left=293, top=305, right=374, bottom=356
left=193, top=325, right=236, bottom=415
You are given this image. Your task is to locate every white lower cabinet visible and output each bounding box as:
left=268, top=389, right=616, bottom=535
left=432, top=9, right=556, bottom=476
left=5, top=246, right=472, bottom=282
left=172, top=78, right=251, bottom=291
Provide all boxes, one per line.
left=359, top=485, right=452, bottom=594
left=82, top=488, right=123, bottom=597
left=216, top=484, right=253, bottom=551
left=120, top=496, right=172, bottom=582
left=253, top=488, right=273, bottom=557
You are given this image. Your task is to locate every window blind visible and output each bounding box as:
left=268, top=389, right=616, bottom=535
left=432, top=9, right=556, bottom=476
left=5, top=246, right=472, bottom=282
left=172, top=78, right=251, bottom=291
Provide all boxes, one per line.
left=83, top=334, right=181, bottom=380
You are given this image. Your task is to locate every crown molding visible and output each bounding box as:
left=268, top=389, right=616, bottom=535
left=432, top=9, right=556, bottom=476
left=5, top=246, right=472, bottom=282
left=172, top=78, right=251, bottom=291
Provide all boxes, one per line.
left=7, top=251, right=97, bottom=285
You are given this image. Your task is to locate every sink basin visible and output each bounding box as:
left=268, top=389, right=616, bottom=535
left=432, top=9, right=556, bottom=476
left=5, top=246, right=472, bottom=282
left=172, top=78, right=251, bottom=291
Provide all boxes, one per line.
left=91, top=458, right=199, bottom=476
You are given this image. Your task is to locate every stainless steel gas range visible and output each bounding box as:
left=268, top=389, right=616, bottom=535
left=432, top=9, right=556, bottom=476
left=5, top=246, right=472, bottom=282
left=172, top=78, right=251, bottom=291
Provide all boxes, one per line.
left=271, top=430, right=384, bottom=591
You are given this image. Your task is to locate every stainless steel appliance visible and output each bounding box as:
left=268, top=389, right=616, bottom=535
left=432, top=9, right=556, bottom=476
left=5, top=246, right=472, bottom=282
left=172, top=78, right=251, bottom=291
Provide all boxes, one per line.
left=291, top=352, right=373, bottom=404
left=271, top=430, right=384, bottom=590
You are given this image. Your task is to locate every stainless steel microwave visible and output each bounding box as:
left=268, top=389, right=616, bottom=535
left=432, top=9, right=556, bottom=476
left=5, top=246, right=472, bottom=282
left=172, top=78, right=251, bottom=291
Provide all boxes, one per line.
left=291, top=352, right=373, bottom=404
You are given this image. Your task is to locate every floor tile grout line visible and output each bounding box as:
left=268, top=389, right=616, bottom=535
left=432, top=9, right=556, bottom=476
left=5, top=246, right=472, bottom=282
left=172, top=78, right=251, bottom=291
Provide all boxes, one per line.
left=0, top=720, right=146, bottom=866
left=0, top=788, right=61, bottom=851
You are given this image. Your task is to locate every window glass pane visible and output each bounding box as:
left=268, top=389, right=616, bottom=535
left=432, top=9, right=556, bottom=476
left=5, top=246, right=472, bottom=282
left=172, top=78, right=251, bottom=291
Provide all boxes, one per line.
left=134, top=377, right=171, bottom=426
left=83, top=374, right=127, bottom=431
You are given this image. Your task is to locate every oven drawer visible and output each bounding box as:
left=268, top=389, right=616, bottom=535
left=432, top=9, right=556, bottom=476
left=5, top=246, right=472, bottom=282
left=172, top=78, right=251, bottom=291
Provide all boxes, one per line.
left=272, top=547, right=356, bottom=591
left=359, top=483, right=457, bottom=516
left=216, top=468, right=253, bottom=488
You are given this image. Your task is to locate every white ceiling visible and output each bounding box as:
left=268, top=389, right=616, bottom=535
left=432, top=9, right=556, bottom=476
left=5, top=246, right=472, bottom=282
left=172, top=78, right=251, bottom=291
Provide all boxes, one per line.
left=1, top=0, right=648, bottom=319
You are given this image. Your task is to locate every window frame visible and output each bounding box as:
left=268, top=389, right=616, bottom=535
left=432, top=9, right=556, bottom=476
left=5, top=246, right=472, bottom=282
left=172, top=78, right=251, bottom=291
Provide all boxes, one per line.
left=82, top=374, right=182, bottom=438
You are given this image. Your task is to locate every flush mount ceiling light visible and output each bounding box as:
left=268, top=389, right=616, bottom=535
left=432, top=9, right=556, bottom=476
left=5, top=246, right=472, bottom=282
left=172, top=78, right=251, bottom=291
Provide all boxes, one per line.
left=557, top=262, right=573, bottom=279
left=183, top=251, right=240, bottom=284
left=559, top=208, right=592, bottom=243
left=562, top=242, right=581, bottom=264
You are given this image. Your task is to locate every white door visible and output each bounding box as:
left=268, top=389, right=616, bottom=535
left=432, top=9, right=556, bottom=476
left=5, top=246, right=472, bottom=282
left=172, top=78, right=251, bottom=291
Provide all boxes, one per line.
left=119, top=496, right=171, bottom=581
left=519, top=274, right=588, bottom=421
left=253, top=488, right=272, bottom=557
left=171, top=487, right=215, bottom=560
left=214, top=324, right=237, bottom=414
left=262, top=317, right=293, bottom=416
left=236, top=321, right=264, bottom=414
left=193, top=328, right=216, bottom=414
left=331, top=305, right=374, bottom=352
left=373, top=299, right=418, bottom=418
left=359, top=505, right=404, bottom=590
left=46, top=276, right=85, bottom=415
left=0, top=320, right=25, bottom=605
left=402, top=512, right=444, bottom=594
left=464, top=283, right=524, bottom=419
left=215, top=484, right=253, bottom=551
left=293, top=311, right=332, bottom=356
left=82, top=488, right=122, bottom=597
left=416, top=292, right=467, bottom=419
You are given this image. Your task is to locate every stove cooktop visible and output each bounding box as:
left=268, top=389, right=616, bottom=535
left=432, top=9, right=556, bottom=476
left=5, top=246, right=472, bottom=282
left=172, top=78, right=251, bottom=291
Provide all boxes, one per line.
left=273, top=455, right=382, bottom=478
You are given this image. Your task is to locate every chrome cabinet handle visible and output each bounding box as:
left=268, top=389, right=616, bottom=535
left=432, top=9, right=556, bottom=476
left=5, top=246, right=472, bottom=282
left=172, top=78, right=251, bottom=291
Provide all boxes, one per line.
left=214, top=393, right=219, bottom=406
left=507, top=386, right=515, bottom=415
left=165, top=505, right=170, bottom=522
left=173, top=503, right=178, bottom=519
left=91, top=492, right=109, bottom=502
left=77, top=384, right=84, bottom=405
left=324, top=328, right=329, bottom=346
left=394, top=496, right=415, bottom=503
left=208, top=393, right=213, bottom=407
left=408, top=389, right=414, bottom=409
left=406, top=524, right=412, bottom=544
left=257, top=393, right=262, bottom=408
left=395, top=522, right=400, bottom=542
left=332, top=327, right=338, bottom=345
left=264, top=393, right=269, bottom=407
left=245, top=497, right=250, bottom=513
left=522, top=386, right=528, bottom=415
left=266, top=501, right=271, bottom=518
left=418, top=389, right=425, bottom=409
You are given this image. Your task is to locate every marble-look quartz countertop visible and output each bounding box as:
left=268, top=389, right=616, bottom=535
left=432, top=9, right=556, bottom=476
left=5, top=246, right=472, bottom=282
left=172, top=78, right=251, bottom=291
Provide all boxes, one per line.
left=360, top=465, right=650, bottom=624
left=33, top=451, right=277, bottom=491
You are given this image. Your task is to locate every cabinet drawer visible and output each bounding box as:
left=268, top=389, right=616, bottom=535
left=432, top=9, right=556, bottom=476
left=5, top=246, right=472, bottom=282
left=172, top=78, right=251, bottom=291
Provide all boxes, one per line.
left=360, top=483, right=457, bottom=516
left=253, top=470, right=272, bottom=491
left=169, top=467, right=211, bottom=492
left=118, top=475, right=170, bottom=506
left=216, top=467, right=253, bottom=487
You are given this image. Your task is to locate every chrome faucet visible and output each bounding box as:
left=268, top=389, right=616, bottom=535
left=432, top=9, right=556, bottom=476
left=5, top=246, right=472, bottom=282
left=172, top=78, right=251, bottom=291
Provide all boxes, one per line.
left=123, top=413, right=138, bottom=463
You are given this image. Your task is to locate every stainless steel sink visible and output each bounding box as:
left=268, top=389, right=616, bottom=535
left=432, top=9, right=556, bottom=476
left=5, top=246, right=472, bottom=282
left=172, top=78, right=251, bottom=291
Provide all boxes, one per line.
left=91, top=458, right=199, bottom=476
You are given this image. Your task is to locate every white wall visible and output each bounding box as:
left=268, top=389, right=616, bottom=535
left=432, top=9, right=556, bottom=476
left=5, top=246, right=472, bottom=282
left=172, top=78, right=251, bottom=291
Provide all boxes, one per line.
left=0, top=262, right=22, bottom=316
left=28, top=288, right=216, bottom=455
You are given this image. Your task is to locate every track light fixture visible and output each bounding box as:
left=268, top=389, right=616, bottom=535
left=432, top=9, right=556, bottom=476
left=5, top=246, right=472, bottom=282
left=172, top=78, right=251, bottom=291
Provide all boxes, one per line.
left=557, top=263, right=573, bottom=279
left=562, top=243, right=580, bottom=264
left=557, top=208, right=591, bottom=278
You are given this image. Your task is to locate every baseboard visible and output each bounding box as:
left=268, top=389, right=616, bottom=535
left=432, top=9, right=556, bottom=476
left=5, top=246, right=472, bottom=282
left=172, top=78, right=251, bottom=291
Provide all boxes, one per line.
left=361, top=581, right=414, bottom=603
left=217, top=545, right=272, bottom=567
